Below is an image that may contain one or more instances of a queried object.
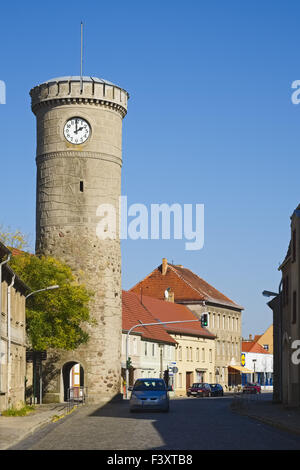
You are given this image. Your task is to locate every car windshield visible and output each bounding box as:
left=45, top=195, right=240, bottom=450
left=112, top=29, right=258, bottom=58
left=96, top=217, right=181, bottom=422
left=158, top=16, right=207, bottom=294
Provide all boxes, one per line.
left=191, top=383, right=203, bottom=387
left=133, top=380, right=166, bottom=391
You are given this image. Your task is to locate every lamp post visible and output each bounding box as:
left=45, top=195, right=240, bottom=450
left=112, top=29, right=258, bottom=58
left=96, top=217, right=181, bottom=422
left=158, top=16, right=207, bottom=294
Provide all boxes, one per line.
left=26, top=285, right=59, bottom=404
left=125, top=319, right=201, bottom=399
left=252, top=359, right=257, bottom=383
left=26, top=284, right=59, bottom=300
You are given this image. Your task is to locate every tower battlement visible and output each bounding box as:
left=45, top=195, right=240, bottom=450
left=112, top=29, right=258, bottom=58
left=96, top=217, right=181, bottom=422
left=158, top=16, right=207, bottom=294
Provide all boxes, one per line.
left=30, top=76, right=129, bottom=118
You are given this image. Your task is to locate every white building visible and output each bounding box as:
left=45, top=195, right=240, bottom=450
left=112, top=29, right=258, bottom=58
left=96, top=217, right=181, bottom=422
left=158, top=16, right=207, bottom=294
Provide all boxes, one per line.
left=242, top=340, right=273, bottom=390
left=121, top=291, right=177, bottom=393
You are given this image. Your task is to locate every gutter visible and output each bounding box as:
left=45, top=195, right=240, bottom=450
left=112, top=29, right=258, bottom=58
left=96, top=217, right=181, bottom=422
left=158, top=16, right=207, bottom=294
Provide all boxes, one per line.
left=7, top=273, right=15, bottom=407
left=0, top=253, right=11, bottom=394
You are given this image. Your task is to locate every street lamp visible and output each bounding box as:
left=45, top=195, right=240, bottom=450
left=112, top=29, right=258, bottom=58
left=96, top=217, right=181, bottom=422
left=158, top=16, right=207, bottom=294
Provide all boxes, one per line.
left=26, top=284, right=59, bottom=404
left=26, top=284, right=59, bottom=300
left=125, top=318, right=201, bottom=399
left=262, top=290, right=278, bottom=298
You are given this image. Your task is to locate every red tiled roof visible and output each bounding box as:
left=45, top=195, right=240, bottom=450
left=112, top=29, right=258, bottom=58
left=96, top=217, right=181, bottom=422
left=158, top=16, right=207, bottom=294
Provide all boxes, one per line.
left=122, top=290, right=176, bottom=345
left=8, top=247, right=31, bottom=257
left=139, top=295, right=215, bottom=339
left=242, top=341, right=270, bottom=354
left=130, top=261, right=243, bottom=310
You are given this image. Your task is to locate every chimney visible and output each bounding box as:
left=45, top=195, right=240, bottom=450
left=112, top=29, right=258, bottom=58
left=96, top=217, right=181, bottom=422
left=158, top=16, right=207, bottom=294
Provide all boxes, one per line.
left=164, top=287, right=174, bottom=302
left=249, top=334, right=252, bottom=340
left=162, top=258, right=168, bottom=276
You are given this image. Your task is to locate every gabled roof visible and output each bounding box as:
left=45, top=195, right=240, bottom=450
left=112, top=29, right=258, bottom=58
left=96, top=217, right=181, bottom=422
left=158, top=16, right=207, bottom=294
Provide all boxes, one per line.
left=242, top=341, right=270, bottom=354
left=130, top=260, right=243, bottom=310
left=140, top=294, right=216, bottom=339
left=122, top=290, right=176, bottom=345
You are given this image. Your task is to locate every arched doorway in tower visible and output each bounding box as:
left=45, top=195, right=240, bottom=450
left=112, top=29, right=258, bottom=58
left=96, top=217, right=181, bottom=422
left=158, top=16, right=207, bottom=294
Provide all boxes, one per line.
left=62, top=362, right=84, bottom=402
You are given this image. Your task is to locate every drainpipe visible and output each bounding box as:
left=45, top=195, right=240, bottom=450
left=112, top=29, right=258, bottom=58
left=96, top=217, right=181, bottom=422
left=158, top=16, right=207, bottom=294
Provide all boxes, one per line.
left=0, top=254, right=11, bottom=395
left=7, top=274, right=15, bottom=408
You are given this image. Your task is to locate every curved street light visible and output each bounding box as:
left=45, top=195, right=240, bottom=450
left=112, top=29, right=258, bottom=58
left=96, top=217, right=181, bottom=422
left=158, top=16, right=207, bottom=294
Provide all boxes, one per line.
left=125, top=318, right=202, bottom=399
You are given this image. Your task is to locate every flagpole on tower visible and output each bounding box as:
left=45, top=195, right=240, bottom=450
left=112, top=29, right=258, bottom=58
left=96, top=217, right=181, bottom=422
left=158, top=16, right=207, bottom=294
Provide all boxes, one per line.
left=80, top=21, right=83, bottom=93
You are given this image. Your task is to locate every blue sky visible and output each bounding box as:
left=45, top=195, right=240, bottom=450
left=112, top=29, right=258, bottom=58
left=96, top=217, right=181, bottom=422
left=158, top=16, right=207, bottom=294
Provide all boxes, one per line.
left=0, top=0, right=299, bottom=337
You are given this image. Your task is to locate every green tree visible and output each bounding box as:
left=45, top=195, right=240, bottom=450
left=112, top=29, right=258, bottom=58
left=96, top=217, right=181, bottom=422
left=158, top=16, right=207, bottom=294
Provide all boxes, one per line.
left=10, top=253, right=94, bottom=351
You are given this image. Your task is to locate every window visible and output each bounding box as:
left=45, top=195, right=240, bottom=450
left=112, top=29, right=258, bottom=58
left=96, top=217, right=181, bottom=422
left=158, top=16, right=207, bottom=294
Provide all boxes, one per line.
left=263, top=345, right=269, bottom=351
left=209, top=349, right=212, bottom=363
left=152, top=343, right=155, bottom=356
left=178, top=346, right=182, bottom=361
left=144, top=342, right=148, bottom=356
left=80, top=181, right=84, bottom=192
left=292, top=229, right=296, bottom=263
left=292, top=290, right=297, bottom=324
left=202, top=348, right=205, bottom=362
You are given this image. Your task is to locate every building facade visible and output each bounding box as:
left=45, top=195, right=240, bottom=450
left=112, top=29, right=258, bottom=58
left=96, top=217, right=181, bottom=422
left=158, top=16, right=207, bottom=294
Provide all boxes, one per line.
left=0, top=243, right=30, bottom=411
left=241, top=336, right=273, bottom=390
left=130, top=258, right=243, bottom=390
left=30, top=76, right=129, bottom=403
left=274, top=204, right=300, bottom=406
left=137, top=294, right=216, bottom=396
left=122, top=290, right=177, bottom=392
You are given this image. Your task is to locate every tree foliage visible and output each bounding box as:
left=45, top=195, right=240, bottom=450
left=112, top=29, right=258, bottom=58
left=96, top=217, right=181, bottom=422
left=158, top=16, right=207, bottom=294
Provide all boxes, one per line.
left=10, top=253, right=94, bottom=351
left=0, top=225, right=30, bottom=250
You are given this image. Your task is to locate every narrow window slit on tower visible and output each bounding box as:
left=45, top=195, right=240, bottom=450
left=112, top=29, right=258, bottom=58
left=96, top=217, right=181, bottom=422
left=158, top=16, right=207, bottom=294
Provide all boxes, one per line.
left=80, top=181, right=84, bottom=192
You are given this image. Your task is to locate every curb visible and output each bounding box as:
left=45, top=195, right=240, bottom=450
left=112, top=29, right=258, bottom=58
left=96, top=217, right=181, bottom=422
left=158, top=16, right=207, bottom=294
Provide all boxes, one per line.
left=0, top=404, right=72, bottom=450
left=231, top=401, right=300, bottom=437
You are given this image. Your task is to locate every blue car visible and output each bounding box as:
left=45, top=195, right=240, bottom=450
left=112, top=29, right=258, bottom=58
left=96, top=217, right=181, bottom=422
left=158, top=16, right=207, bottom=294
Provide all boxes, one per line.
left=129, top=378, right=170, bottom=412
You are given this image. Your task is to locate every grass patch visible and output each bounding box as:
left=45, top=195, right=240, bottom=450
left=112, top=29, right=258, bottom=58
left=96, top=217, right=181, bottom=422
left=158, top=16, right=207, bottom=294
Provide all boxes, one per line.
left=1, top=405, right=35, bottom=417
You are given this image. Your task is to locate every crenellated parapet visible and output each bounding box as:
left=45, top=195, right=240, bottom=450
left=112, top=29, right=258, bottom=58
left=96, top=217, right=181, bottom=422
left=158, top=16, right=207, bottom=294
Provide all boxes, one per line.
left=30, top=76, right=129, bottom=118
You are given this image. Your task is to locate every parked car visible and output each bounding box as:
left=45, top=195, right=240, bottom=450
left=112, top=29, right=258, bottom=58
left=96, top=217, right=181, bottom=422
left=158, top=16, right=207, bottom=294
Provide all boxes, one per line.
left=187, top=383, right=212, bottom=397
left=129, top=378, right=170, bottom=412
left=242, top=383, right=261, bottom=394
left=209, top=383, right=224, bottom=396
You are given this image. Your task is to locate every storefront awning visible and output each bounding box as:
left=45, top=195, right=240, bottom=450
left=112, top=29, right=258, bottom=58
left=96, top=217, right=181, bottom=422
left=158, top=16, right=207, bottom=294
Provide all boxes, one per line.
left=228, top=365, right=253, bottom=373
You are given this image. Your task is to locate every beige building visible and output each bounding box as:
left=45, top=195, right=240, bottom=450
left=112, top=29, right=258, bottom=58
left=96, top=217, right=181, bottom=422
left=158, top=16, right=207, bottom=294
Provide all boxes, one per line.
left=272, top=204, right=300, bottom=406
left=172, top=332, right=215, bottom=395
left=138, top=294, right=216, bottom=396
left=0, top=242, right=30, bottom=411
left=245, top=326, right=273, bottom=354
left=130, top=258, right=243, bottom=390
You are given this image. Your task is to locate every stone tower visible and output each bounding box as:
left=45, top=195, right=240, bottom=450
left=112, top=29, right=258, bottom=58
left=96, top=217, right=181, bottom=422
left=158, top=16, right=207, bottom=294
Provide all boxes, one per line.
left=30, top=76, right=129, bottom=403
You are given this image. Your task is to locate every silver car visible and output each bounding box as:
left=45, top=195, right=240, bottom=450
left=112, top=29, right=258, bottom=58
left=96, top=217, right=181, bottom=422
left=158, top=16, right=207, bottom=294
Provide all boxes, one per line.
left=129, top=378, right=170, bottom=412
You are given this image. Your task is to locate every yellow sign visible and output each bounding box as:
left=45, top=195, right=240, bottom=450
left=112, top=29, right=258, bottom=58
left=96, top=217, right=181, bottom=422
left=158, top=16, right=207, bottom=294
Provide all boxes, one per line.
left=241, top=353, right=246, bottom=367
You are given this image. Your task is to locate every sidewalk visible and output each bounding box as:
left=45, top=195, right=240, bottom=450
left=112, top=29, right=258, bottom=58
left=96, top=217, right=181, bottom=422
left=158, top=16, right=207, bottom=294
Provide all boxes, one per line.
left=0, top=403, right=70, bottom=450
left=231, top=394, right=300, bottom=436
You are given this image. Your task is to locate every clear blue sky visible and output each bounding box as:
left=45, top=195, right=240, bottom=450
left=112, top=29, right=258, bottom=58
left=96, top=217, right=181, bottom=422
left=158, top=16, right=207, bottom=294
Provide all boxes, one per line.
left=0, top=0, right=299, bottom=338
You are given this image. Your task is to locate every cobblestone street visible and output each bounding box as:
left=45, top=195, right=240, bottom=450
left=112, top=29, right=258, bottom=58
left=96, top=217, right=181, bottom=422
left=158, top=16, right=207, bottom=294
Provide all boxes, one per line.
left=10, top=395, right=300, bottom=450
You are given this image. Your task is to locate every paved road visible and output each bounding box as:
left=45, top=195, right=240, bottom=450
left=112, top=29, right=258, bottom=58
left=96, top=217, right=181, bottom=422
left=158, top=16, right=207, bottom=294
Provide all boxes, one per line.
left=11, top=395, right=300, bottom=450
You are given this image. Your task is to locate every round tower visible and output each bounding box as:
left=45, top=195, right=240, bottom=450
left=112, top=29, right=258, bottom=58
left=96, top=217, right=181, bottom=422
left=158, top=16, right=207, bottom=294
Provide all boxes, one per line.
left=30, top=76, right=129, bottom=403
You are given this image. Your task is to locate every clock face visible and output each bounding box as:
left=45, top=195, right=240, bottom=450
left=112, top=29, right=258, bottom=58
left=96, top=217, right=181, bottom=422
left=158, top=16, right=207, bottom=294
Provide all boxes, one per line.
left=64, top=117, right=90, bottom=144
